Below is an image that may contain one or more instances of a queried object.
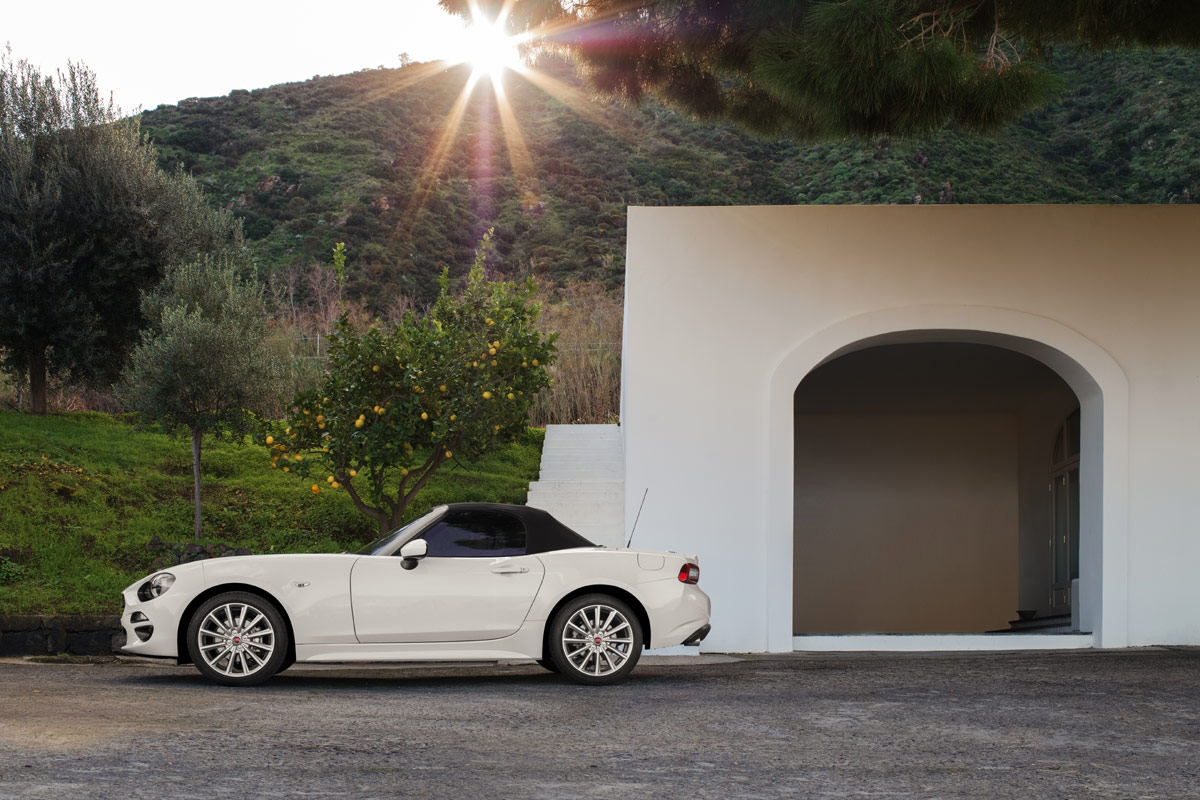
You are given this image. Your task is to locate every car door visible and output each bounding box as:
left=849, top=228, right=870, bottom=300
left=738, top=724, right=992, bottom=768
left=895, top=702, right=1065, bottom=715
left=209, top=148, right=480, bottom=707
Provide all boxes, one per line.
left=350, top=510, right=546, bottom=643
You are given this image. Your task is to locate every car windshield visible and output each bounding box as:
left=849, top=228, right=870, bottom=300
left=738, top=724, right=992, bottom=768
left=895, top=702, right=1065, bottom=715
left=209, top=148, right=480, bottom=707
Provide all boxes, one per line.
left=355, top=507, right=445, bottom=555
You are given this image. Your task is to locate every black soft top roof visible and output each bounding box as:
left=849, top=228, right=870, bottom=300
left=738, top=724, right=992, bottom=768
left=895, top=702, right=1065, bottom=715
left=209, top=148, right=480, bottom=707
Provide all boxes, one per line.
left=442, top=502, right=597, bottom=554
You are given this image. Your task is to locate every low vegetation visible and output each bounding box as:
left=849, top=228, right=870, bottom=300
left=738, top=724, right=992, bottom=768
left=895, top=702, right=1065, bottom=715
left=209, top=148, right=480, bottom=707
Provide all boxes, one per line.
left=0, top=410, right=543, bottom=614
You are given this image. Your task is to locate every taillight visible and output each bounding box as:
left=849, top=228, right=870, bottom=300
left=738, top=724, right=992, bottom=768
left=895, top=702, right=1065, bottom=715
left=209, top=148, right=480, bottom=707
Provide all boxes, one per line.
left=678, top=564, right=699, bottom=584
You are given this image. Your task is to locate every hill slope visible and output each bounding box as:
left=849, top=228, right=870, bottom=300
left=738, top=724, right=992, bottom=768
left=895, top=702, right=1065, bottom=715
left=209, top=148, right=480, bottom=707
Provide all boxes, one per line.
left=140, top=51, right=1200, bottom=308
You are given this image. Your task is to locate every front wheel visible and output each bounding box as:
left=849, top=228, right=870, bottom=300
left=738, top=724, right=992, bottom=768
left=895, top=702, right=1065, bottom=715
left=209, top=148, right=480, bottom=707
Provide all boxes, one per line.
left=549, top=594, right=643, bottom=685
left=186, top=591, right=289, bottom=687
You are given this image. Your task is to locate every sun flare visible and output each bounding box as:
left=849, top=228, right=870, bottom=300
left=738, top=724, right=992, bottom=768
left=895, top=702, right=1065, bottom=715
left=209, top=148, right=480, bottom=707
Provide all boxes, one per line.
left=446, top=13, right=526, bottom=79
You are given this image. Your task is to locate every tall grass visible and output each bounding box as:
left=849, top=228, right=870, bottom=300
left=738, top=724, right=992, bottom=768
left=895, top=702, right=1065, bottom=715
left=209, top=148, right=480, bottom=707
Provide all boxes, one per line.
left=530, top=281, right=623, bottom=426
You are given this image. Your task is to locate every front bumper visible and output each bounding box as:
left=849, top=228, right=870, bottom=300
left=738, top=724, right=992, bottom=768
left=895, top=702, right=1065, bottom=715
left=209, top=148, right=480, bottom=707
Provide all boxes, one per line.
left=118, top=569, right=202, bottom=659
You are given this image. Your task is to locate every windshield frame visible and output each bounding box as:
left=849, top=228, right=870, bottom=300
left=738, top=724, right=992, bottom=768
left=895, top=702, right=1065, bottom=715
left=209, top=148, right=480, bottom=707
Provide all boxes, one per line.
left=354, top=506, right=448, bottom=556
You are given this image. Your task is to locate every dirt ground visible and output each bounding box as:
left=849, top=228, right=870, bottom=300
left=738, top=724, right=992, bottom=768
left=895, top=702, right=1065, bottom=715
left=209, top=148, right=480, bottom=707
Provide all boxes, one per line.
left=1, top=649, right=1198, bottom=799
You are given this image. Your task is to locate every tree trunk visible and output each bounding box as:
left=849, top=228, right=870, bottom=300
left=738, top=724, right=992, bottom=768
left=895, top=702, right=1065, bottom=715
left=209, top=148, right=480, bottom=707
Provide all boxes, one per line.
left=191, top=428, right=203, bottom=541
left=29, top=341, right=48, bottom=416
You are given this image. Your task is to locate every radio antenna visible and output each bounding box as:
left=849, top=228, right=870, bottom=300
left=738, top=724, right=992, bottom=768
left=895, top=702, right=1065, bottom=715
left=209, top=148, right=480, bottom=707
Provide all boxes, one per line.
left=626, top=488, right=648, bottom=548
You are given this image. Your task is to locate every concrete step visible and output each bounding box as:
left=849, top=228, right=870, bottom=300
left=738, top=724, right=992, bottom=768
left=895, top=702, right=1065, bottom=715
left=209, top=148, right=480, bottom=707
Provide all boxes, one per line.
left=543, top=426, right=621, bottom=439
left=528, top=492, right=625, bottom=508
left=527, top=480, right=625, bottom=493
left=539, top=457, right=624, bottom=468
left=529, top=504, right=625, bottom=523
left=567, top=524, right=627, bottom=548
left=538, top=469, right=626, bottom=481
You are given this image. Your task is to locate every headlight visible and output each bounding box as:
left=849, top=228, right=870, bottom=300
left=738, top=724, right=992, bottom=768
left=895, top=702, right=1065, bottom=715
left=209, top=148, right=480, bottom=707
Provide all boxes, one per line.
left=137, top=572, right=176, bottom=602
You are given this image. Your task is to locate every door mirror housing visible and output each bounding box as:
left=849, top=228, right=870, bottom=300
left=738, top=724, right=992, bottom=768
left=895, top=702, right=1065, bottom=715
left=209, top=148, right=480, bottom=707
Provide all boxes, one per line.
left=399, top=539, right=427, bottom=570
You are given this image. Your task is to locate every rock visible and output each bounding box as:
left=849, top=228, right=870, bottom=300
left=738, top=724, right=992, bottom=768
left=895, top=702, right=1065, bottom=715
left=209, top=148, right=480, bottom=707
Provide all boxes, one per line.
left=0, top=615, right=45, bottom=632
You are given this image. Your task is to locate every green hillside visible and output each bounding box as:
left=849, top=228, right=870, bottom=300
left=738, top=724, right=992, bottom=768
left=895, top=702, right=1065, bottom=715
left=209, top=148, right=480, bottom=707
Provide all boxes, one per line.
left=141, top=50, right=1200, bottom=308
left=0, top=411, right=542, bottom=614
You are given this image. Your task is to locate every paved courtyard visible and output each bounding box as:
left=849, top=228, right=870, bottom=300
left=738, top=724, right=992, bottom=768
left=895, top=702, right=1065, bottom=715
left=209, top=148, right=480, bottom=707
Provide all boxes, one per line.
left=1, top=649, right=1198, bottom=799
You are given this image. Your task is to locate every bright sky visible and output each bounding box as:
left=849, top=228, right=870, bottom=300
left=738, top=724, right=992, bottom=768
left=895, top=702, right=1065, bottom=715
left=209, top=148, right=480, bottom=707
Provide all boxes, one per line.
left=6, top=1, right=474, bottom=112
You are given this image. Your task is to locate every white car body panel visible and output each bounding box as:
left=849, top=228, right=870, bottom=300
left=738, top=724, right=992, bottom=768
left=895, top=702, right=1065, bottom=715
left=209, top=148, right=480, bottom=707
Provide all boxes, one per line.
left=350, top=554, right=546, bottom=642
left=119, top=505, right=711, bottom=669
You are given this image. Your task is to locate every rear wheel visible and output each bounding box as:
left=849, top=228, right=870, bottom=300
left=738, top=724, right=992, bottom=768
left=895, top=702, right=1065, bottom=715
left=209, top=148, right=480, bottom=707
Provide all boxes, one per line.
left=549, top=594, right=643, bottom=685
left=186, top=591, right=289, bottom=687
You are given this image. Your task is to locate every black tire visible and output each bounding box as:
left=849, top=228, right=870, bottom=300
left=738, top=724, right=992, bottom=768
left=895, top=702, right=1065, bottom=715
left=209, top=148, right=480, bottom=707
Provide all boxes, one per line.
left=186, top=591, right=289, bottom=687
left=536, top=658, right=559, bottom=673
left=549, top=594, right=643, bottom=685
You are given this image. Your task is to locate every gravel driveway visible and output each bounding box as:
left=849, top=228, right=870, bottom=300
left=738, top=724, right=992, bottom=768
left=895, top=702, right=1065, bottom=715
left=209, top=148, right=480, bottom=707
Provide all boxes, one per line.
left=2, top=649, right=1198, bottom=799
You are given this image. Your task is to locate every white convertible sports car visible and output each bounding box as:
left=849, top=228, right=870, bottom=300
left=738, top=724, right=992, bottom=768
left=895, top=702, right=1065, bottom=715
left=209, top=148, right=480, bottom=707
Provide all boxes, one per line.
left=120, top=503, right=711, bottom=686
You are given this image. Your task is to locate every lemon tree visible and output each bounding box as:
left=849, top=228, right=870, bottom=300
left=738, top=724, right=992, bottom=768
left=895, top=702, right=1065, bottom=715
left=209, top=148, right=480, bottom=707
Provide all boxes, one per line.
left=271, top=254, right=555, bottom=536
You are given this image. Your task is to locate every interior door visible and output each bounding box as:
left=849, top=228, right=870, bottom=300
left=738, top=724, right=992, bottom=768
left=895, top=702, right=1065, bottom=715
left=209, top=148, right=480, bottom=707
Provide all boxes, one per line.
left=1049, top=467, right=1079, bottom=614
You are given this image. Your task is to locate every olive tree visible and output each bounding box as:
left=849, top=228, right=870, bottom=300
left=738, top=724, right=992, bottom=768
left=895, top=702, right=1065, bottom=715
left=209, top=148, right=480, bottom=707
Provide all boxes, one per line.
left=0, top=49, right=240, bottom=415
left=119, top=254, right=284, bottom=539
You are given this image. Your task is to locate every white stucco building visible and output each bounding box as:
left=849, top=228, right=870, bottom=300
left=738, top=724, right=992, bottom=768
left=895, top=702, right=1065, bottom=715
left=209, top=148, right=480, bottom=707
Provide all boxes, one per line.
left=619, top=205, right=1199, bottom=653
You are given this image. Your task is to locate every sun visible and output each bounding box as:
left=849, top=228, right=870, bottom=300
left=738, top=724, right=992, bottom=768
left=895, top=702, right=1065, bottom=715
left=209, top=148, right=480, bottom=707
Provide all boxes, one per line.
left=446, top=12, right=526, bottom=78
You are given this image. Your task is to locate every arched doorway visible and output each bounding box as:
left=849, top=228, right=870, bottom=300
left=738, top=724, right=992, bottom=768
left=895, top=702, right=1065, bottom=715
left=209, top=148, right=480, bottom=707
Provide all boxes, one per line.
left=792, top=342, right=1079, bottom=634
left=763, top=306, right=1130, bottom=651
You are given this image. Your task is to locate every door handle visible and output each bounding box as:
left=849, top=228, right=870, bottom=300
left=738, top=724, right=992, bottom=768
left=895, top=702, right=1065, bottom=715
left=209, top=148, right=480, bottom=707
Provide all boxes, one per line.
left=492, top=566, right=529, bottom=574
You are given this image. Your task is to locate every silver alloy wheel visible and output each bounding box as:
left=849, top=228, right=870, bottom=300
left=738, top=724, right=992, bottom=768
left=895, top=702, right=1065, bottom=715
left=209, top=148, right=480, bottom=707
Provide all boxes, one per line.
left=196, top=601, right=276, bottom=678
left=560, top=603, right=635, bottom=677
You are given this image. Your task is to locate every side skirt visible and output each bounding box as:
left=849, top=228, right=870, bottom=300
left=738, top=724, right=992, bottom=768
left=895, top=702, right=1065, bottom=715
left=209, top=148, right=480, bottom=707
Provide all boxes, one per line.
left=296, top=620, right=544, bottom=663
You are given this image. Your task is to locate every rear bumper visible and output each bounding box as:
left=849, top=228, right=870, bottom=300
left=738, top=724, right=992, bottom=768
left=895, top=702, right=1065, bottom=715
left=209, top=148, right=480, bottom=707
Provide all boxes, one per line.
left=682, top=624, right=711, bottom=647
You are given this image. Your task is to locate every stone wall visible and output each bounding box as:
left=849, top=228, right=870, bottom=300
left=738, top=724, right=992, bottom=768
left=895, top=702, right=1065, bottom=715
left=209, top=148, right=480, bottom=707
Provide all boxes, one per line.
left=0, top=615, right=125, bottom=656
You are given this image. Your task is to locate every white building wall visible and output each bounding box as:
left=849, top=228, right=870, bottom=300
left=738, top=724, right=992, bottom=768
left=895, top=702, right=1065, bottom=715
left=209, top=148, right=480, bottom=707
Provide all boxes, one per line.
left=622, top=204, right=1199, bottom=653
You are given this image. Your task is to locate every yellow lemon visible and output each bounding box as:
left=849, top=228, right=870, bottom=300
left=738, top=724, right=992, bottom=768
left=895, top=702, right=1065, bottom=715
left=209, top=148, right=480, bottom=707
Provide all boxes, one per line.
left=522, top=361, right=528, bottom=367
left=450, top=414, right=457, bottom=421
left=318, top=422, right=325, bottom=429
left=266, top=435, right=274, bottom=445
left=421, top=412, right=428, bottom=421
left=311, top=485, right=320, bottom=494
left=482, top=391, right=491, bottom=399
left=486, top=318, right=494, bottom=325
left=331, top=481, right=339, bottom=489
left=492, top=340, right=500, bottom=348
left=283, top=466, right=290, bottom=472
left=440, top=385, right=447, bottom=392
left=400, top=468, right=409, bottom=476
left=285, top=427, right=291, bottom=434
left=507, top=393, right=515, bottom=400
left=349, top=469, right=357, bottom=477
left=372, top=365, right=380, bottom=372
left=489, top=348, right=496, bottom=355
left=294, top=454, right=303, bottom=461
left=494, top=425, right=500, bottom=431
left=445, top=450, right=453, bottom=458
left=473, top=361, right=479, bottom=367
left=355, top=419, right=364, bottom=428
left=532, top=359, right=539, bottom=366
left=326, top=476, right=334, bottom=483
left=491, top=360, right=498, bottom=367
left=303, top=409, right=310, bottom=415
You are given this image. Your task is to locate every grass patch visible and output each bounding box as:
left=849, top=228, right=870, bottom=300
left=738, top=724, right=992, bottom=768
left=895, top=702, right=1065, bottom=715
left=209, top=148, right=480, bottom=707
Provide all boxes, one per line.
left=0, top=410, right=543, bottom=614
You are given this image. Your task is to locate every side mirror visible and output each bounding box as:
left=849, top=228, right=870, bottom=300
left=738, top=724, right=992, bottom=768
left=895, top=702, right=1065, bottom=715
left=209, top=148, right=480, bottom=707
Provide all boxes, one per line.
left=399, top=539, right=427, bottom=570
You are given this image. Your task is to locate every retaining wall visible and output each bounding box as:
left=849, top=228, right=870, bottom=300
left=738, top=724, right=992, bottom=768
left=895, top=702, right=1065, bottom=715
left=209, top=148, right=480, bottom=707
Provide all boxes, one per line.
left=0, top=615, right=125, bottom=656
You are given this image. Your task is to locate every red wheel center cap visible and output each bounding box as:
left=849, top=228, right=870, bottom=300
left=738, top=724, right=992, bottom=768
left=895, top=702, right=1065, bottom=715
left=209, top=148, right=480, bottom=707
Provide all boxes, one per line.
left=594, top=637, right=602, bottom=644
left=233, top=636, right=241, bottom=644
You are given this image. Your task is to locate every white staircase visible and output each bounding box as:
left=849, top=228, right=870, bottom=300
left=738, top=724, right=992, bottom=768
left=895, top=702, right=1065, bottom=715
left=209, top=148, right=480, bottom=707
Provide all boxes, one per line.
left=526, top=425, right=625, bottom=547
